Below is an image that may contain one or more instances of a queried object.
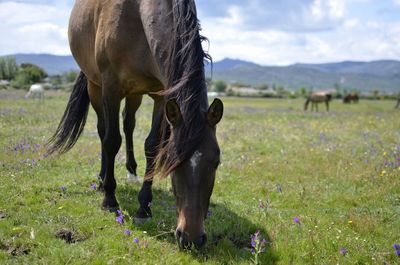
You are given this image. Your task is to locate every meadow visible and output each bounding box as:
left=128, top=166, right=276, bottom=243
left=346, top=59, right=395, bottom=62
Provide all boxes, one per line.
left=0, top=89, right=399, bottom=264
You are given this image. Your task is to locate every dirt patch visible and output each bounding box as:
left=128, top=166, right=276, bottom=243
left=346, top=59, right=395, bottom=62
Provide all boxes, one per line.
left=8, top=245, right=30, bottom=256
left=0, top=242, right=30, bottom=257
left=55, top=228, right=87, bottom=244
left=0, top=210, right=7, bottom=220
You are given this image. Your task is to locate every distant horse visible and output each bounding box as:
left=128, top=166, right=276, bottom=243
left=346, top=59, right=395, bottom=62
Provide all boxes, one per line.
left=304, top=91, right=332, bottom=111
left=25, top=84, right=44, bottom=100
left=47, top=0, right=223, bottom=249
left=343, top=93, right=359, bottom=103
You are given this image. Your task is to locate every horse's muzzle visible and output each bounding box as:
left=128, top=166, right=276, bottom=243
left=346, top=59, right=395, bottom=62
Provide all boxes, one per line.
left=176, top=229, right=207, bottom=249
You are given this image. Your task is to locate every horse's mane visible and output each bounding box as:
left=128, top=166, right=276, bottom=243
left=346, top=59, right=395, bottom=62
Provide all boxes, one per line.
left=152, top=0, right=211, bottom=178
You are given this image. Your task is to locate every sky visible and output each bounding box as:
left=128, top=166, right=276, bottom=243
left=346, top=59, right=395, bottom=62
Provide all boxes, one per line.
left=0, top=0, right=400, bottom=65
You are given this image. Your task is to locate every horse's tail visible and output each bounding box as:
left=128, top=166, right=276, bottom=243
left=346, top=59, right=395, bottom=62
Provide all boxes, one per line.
left=46, top=71, right=90, bottom=155
left=304, top=98, right=310, bottom=110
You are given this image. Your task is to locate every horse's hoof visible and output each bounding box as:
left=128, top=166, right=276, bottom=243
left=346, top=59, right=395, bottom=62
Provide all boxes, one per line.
left=127, top=172, right=140, bottom=183
left=101, top=196, right=119, bottom=213
left=101, top=205, right=119, bottom=213
left=134, top=216, right=151, bottom=225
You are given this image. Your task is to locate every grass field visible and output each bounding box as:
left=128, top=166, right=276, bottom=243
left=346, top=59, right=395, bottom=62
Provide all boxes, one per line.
left=0, top=89, right=399, bottom=264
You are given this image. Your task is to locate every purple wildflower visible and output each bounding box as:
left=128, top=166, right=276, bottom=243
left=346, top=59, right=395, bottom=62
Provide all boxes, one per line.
left=60, top=186, right=66, bottom=192
left=133, top=237, right=139, bottom=244
left=276, top=183, right=282, bottom=193
left=293, top=217, right=300, bottom=224
left=116, top=215, right=124, bottom=224
left=249, top=229, right=267, bottom=262
left=116, top=210, right=124, bottom=224
left=124, top=229, right=131, bottom=236
left=340, top=247, right=348, bottom=256
left=90, top=183, right=97, bottom=190
left=207, top=210, right=213, bottom=218
left=259, top=200, right=265, bottom=209
left=393, top=244, right=400, bottom=257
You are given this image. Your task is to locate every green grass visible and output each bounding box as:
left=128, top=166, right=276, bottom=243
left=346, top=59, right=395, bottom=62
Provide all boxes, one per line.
left=0, top=90, right=399, bottom=264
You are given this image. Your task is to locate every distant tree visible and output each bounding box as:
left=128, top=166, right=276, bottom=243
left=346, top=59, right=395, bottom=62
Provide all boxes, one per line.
left=48, top=75, right=63, bottom=89
left=256, top=83, right=269, bottom=90
left=213, top=80, right=227, bottom=93
left=334, top=83, right=342, bottom=98
left=276, top=85, right=285, bottom=96
left=298, top=87, right=308, bottom=97
left=205, top=77, right=212, bottom=89
left=372, top=90, right=380, bottom=100
left=0, top=57, right=19, bottom=80
left=62, top=70, right=79, bottom=83
left=11, top=63, right=47, bottom=89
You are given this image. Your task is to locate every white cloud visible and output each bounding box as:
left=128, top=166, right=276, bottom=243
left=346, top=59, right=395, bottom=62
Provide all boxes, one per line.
left=0, top=1, right=70, bottom=55
left=1, top=0, right=400, bottom=65
left=201, top=11, right=400, bottom=65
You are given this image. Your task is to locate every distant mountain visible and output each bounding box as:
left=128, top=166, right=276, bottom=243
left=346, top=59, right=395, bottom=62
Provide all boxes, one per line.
left=6, top=54, right=79, bottom=75
left=2, top=54, right=399, bottom=92
left=208, top=58, right=400, bottom=92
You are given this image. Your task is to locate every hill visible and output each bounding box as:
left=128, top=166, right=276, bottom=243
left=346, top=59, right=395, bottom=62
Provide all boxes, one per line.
left=2, top=54, right=399, bottom=92
left=207, top=58, right=400, bottom=92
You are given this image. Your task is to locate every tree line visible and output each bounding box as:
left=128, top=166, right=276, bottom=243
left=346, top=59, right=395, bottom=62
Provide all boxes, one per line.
left=0, top=56, right=78, bottom=90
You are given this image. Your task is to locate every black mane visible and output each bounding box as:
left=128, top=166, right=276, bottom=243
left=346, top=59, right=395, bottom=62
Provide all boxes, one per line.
left=154, top=0, right=211, bottom=178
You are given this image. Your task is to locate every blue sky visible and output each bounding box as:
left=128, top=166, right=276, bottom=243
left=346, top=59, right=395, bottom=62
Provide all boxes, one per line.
left=1, top=0, right=400, bottom=65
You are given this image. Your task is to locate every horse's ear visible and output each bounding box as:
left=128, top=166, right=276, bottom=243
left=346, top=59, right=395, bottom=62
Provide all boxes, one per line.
left=165, top=99, right=182, bottom=127
left=207, top=98, right=223, bottom=126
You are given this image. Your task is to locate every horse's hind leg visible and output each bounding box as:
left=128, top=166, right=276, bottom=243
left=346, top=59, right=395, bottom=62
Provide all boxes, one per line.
left=88, top=81, right=106, bottom=188
left=135, top=95, right=164, bottom=223
left=123, top=95, right=143, bottom=183
left=101, top=77, right=123, bottom=211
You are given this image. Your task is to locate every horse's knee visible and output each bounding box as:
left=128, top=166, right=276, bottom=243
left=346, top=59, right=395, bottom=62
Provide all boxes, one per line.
left=103, top=133, right=122, bottom=156
left=144, top=137, right=158, bottom=157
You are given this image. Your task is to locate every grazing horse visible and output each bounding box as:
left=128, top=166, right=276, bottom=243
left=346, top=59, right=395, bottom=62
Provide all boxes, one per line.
left=304, top=91, right=332, bottom=112
left=343, top=93, right=359, bottom=103
left=47, top=0, right=224, bottom=249
left=25, top=84, right=44, bottom=100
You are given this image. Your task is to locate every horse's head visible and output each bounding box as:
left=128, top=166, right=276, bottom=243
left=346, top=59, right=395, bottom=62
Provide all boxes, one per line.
left=165, top=98, right=223, bottom=249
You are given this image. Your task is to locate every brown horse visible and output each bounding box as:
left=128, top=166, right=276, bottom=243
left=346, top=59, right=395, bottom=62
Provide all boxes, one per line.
left=343, top=93, right=359, bottom=103
left=47, top=0, right=224, bottom=249
left=304, top=91, right=332, bottom=112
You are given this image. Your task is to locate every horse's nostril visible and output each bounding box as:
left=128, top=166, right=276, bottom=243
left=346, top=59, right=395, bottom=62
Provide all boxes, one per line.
left=194, top=234, right=207, bottom=249
left=176, top=229, right=189, bottom=249
left=175, top=229, right=182, bottom=239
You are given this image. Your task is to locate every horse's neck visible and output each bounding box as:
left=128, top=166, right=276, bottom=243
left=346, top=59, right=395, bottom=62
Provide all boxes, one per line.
left=139, top=0, right=174, bottom=78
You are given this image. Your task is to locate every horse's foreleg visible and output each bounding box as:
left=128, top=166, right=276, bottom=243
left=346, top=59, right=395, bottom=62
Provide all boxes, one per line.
left=135, top=96, right=164, bottom=223
left=123, top=95, right=143, bottom=183
left=101, top=78, right=122, bottom=212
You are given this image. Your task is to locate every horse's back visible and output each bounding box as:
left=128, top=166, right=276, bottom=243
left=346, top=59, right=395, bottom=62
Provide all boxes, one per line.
left=69, top=0, right=165, bottom=94
left=30, top=84, right=44, bottom=92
